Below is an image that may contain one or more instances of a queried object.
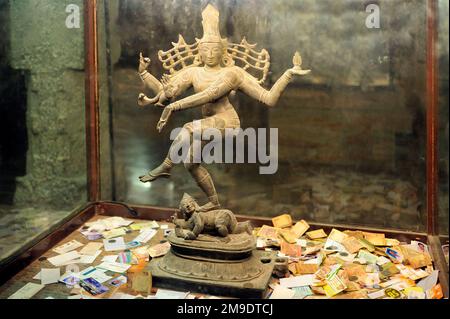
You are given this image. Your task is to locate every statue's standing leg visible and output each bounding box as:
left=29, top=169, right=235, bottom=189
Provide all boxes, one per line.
left=184, top=151, right=220, bottom=212
left=183, top=118, right=222, bottom=212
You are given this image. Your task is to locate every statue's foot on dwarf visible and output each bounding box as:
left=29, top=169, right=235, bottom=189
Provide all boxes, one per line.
left=139, top=160, right=172, bottom=183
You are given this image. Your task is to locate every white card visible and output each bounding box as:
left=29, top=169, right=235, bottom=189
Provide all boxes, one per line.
left=296, top=239, right=307, bottom=247
left=280, top=275, right=318, bottom=288
left=40, top=268, right=61, bottom=285
left=33, top=271, right=41, bottom=280
left=269, top=286, right=296, bottom=299
left=79, top=242, right=103, bottom=255
left=103, top=237, right=126, bottom=251
left=76, top=266, right=98, bottom=279
left=85, top=217, right=133, bottom=233
left=77, top=266, right=96, bottom=277
left=304, top=257, right=320, bottom=265
left=323, top=238, right=347, bottom=253
left=52, top=240, right=83, bottom=254
left=92, top=272, right=113, bottom=283
left=48, top=251, right=81, bottom=266
left=78, top=267, right=110, bottom=283
left=57, top=250, right=102, bottom=266
left=160, top=224, right=169, bottom=230
left=376, top=256, right=391, bottom=265
left=155, top=289, right=189, bottom=299
left=97, top=261, right=131, bottom=273
left=256, top=239, right=266, bottom=248
left=78, top=250, right=102, bottom=264
left=8, top=283, right=45, bottom=299
left=102, top=255, right=118, bottom=263
left=134, top=229, right=157, bottom=244
left=280, top=274, right=317, bottom=288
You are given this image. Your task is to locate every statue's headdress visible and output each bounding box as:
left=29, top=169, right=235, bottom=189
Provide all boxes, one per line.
left=198, top=4, right=225, bottom=44
left=158, top=4, right=271, bottom=84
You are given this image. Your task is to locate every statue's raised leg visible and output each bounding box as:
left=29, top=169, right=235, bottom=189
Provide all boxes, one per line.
left=139, top=123, right=190, bottom=183
left=139, top=158, right=173, bottom=183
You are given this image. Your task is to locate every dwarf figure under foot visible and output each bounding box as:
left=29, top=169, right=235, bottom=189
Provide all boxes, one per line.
left=172, top=193, right=253, bottom=240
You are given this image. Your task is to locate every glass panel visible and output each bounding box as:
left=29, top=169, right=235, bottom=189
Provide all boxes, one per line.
left=0, top=1, right=87, bottom=264
left=102, top=0, right=429, bottom=232
left=438, top=0, right=449, bottom=268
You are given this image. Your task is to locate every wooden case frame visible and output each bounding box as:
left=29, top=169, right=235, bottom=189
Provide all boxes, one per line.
left=0, top=0, right=447, bottom=298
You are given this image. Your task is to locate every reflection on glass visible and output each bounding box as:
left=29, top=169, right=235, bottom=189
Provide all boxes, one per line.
left=0, top=1, right=86, bottom=264
left=104, top=0, right=429, bottom=232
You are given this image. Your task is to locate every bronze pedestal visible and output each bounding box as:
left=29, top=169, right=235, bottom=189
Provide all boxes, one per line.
left=149, top=233, right=276, bottom=298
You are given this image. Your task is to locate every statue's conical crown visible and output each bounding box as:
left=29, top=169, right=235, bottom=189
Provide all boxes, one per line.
left=181, top=193, right=194, bottom=203
left=200, top=4, right=222, bottom=43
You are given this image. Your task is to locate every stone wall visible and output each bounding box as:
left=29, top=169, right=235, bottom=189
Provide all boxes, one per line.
left=9, top=0, right=87, bottom=209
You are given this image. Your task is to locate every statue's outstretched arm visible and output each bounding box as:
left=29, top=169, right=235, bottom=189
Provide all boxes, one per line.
left=138, top=53, right=163, bottom=94
left=138, top=56, right=194, bottom=108
left=238, top=69, right=297, bottom=108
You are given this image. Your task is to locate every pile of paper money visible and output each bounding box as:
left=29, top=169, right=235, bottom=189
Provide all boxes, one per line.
left=258, top=214, right=443, bottom=299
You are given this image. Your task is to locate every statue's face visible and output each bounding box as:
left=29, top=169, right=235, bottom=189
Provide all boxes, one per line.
left=180, top=197, right=197, bottom=218
left=184, top=199, right=196, bottom=214
left=199, top=42, right=223, bottom=67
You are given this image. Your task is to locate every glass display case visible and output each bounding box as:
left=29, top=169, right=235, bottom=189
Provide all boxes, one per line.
left=0, top=0, right=88, bottom=269
left=0, top=0, right=448, bottom=299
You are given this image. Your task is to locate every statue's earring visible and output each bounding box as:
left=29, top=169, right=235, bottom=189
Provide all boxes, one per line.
left=193, top=54, right=202, bottom=66
left=221, top=53, right=234, bottom=67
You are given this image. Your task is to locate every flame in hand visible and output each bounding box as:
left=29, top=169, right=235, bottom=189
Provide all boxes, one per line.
left=293, top=52, right=302, bottom=69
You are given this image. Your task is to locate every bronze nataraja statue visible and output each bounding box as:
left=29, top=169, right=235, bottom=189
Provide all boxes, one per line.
left=137, top=4, right=310, bottom=216
left=142, top=4, right=311, bottom=297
